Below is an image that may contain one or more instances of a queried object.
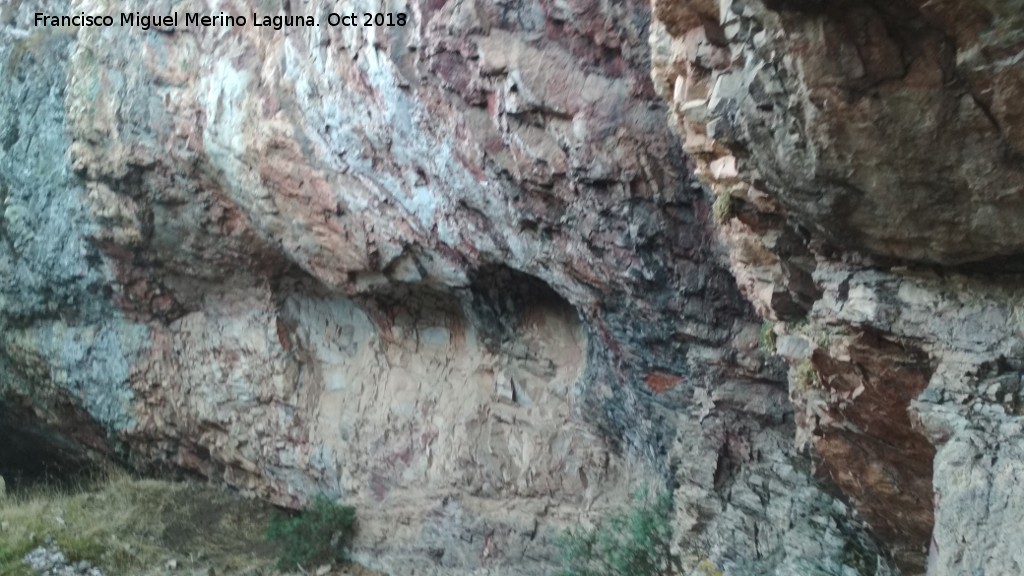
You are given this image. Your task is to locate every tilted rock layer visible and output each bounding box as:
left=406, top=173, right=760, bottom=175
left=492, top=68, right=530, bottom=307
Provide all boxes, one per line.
left=5, top=0, right=1022, bottom=574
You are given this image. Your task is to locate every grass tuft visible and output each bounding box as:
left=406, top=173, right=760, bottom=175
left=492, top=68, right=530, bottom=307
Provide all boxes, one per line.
left=712, top=193, right=735, bottom=225
left=759, top=320, right=777, bottom=356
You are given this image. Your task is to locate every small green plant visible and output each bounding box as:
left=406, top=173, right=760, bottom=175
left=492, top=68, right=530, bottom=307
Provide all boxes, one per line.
left=759, top=320, right=777, bottom=356
left=557, top=486, right=682, bottom=576
left=792, top=359, right=822, bottom=393
left=712, top=192, right=735, bottom=225
left=266, top=495, right=357, bottom=570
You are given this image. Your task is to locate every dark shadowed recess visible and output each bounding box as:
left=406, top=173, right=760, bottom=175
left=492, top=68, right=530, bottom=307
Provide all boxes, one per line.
left=459, top=264, right=583, bottom=353
left=0, top=396, right=103, bottom=490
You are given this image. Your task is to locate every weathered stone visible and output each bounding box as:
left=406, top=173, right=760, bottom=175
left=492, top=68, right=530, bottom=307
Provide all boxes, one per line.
left=7, top=0, right=997, bottom=574
left=656, top=0, right=1024, bottom=266
left=652, top=0, right=1024, bottom=575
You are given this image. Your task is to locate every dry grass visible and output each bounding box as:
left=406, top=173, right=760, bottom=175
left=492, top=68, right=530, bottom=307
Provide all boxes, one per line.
left=791, top=359, right=822, bottom=394
left=712, top=192, right=735, bottom=225
left=0, top=469, right=382, bottom=576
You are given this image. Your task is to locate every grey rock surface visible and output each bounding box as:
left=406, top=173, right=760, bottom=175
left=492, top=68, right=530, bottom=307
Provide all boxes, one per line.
left=22, top=546, right=104, bottom=576
left=650, top=0, right=1024, bottom=574
left=16, top=0, right=1024, bottom=574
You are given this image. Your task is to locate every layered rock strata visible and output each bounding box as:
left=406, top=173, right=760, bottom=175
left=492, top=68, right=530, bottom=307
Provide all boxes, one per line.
left=0, top=0, right=967, bottom=574
left=650, top=0, right=1024, bottom=573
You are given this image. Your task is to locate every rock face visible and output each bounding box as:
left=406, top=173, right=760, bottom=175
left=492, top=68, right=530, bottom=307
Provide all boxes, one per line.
left=1, top=0, right=896, bottom=574
left=653, top=0, right=1024, bottom=266
left=6, top=0, right=1023, bottom=575
left=650, top=0, right=1024, bottom=574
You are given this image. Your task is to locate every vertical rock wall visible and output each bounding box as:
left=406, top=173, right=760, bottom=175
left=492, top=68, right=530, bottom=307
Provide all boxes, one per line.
left=650, top=0, right=1024, bottom=574
left=0, top=0, right=951, bottom=574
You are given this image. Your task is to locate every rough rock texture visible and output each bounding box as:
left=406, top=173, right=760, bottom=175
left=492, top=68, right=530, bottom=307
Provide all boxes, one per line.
left=653, top=0, right=1024, bottom=266
left=0, top=0, right=899, bottom=574
left=22, top=545, right=105, bottom=576
left=650, top=0, right=1024, bottom=574
left=20, top=0, right=1024, bottom=573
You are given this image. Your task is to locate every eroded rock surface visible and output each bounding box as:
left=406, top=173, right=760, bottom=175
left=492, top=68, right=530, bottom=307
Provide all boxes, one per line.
left=14, top=0, right=1022, bottom=573
left=1, top=0, right=886, bottom=569
left=651, top=0, right=1024, bottom=574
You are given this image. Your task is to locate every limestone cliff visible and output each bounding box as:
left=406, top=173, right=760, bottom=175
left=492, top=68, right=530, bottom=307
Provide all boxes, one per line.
left=3, top=0, right=1020, bottom=574
left=650, top=0, right=1024, bottom=574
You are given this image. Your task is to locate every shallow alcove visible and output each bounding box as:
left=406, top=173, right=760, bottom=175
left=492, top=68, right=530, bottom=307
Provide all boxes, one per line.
left=0, top=396, right=104, bottom=490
